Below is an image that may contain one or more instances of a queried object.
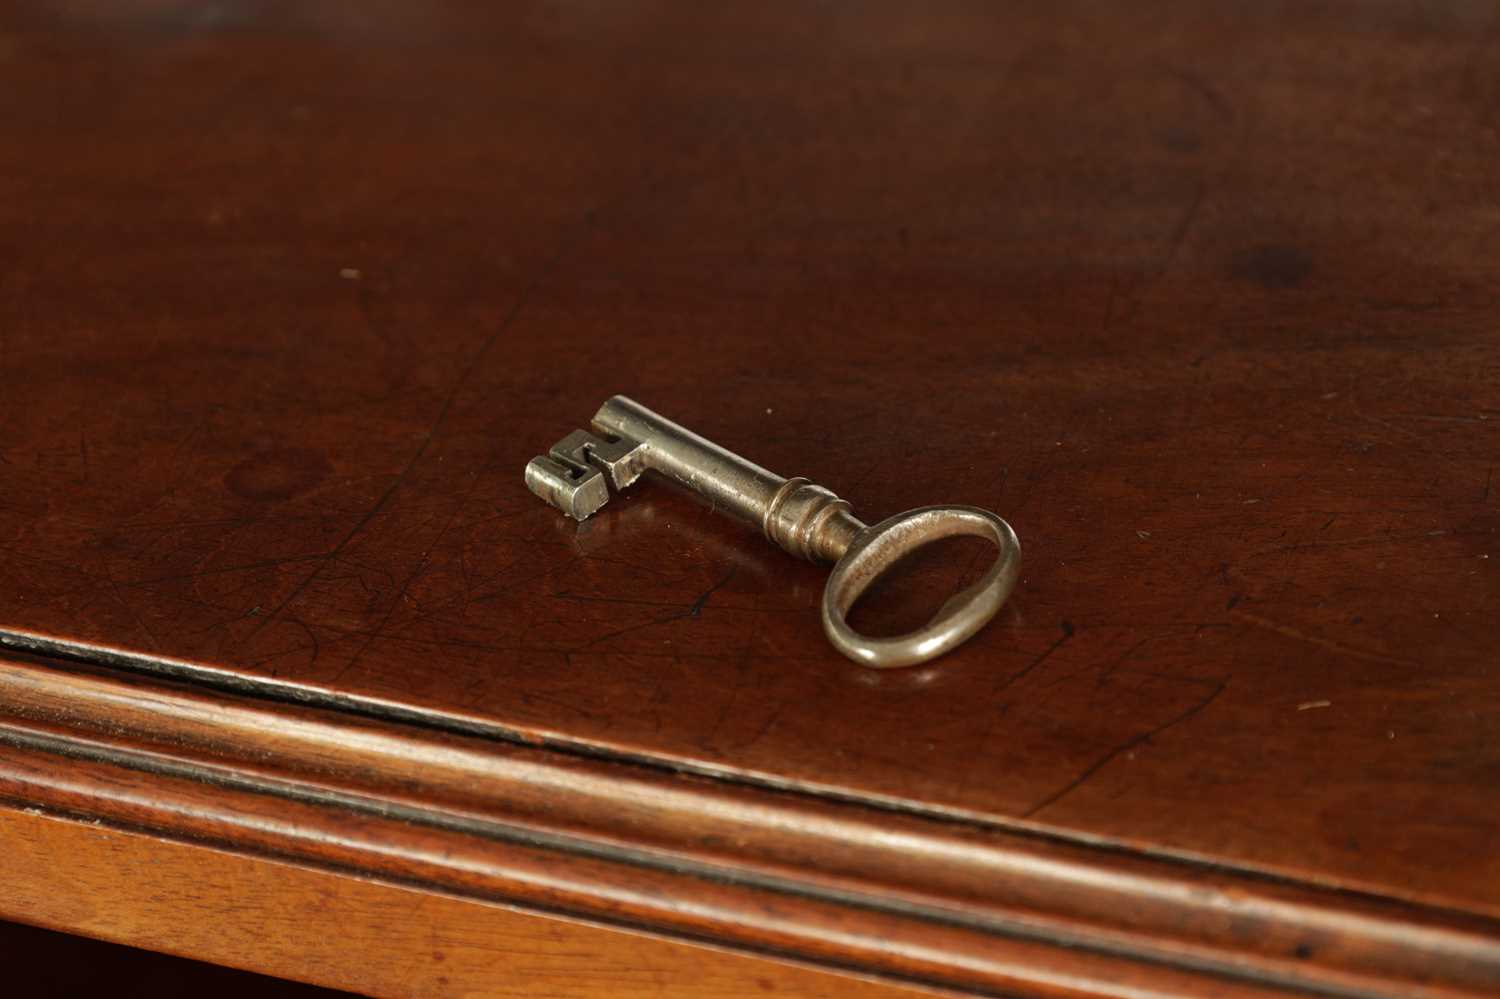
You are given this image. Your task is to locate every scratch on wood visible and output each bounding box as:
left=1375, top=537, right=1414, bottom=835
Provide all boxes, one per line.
left=241, top=216, right=588, bottom=646
left=1023, top=679, right=1227, bottom=819
left=569, top=570, right=733, bottom=652
left=1232, top=609, right=1418, bottom=668
left=994, top=620, right=1074, bottom=704
left=688, top=570, right=735, bottom=619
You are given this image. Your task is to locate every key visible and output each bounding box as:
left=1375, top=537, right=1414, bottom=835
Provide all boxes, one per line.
left=525, top=396, right=1020, bottom=668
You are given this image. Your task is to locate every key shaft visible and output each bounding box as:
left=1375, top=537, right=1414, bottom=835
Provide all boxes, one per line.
left=527, top=396, right=865, bottom=562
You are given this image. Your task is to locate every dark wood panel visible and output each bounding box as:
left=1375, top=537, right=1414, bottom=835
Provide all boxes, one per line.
left=0, top=0, right=1496, bottom=942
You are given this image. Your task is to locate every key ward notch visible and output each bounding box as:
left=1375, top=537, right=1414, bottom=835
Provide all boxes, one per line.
left=524, top=429, right=647, bottom=521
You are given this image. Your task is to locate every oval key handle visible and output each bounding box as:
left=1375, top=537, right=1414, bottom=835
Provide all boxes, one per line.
left=525, top=396, right=1022, bottom=668
left=822, top=506, right=1021, bottom=669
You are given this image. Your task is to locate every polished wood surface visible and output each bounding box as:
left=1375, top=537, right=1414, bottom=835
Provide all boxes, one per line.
left=0, top=806, right=935, bottom=999
left=1, top=1, right=1497, bottom=995
left=10, top=651, right=1493, bottom=997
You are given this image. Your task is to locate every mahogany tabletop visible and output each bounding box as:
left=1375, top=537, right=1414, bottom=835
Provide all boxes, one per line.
left=1, top=2, right=1497, bottom=997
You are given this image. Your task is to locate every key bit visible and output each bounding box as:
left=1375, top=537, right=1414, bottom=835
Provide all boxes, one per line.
left=524, top=429, right=648, bottom=520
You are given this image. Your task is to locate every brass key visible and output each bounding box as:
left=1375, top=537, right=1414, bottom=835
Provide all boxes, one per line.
left=525, top=396, right=1020, bottom=668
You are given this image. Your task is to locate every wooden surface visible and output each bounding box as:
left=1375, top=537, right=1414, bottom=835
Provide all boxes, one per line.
left=0, top=806, right=937, bottom=999
left=9, top=651, right=1495, bottom=997
left=1, top=1, right=1498, bottom=995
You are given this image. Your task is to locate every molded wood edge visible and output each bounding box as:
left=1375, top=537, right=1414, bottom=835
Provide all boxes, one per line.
left=0, top=805, right=947, bottom=999
left=0, top=739, right=1280, bottom=999
left=0, top=651, right=1496, bottom=998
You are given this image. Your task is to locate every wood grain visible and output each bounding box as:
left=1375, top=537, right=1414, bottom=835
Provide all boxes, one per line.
left=0, top=804, right=939, bottom=999
left=4, top=650, right=1494, bottom=997
left=0, top=1, right=1497, bottom=994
